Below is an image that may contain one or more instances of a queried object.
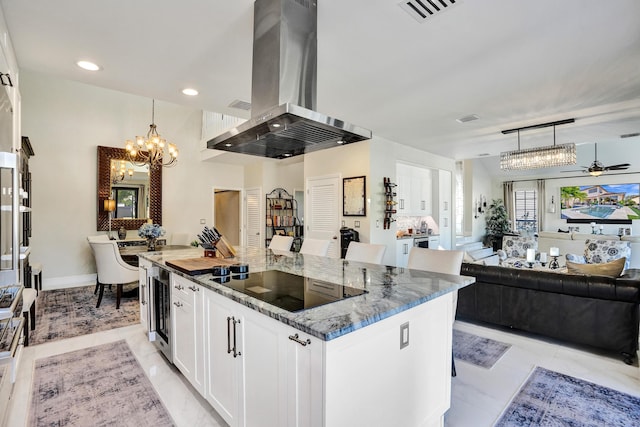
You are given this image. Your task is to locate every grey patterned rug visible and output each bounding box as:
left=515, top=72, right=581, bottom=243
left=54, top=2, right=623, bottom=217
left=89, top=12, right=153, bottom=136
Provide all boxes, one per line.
left=495, top=367, right=640, bottom=426
left=29, top=340, right=174, bottom=427
left=453, top=329, right=511, bottom=369
left=30, top=285, right=139, bottom=345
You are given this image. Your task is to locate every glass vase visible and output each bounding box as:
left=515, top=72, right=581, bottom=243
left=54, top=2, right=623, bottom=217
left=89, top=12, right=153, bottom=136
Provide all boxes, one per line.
left=147, top=237, right=157, bottom=251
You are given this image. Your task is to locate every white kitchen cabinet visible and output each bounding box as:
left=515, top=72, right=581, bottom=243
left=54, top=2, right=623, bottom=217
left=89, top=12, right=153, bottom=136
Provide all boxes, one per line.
left=396, top=239, right=412, bottom=267
left=396, top=163, right=411, bottom=214
left=242, top=305, right=323, bottom=427
left=171, top=274, right=205, bottom=396
left=411, top=167, right=432, bottom=215
left=437, top=169, right=452, bottom=249
left=204, top=287, right=243, bottom=427
left=202, top=285, right=323, bottom=427
left=396, top=163, right=432, bottom=216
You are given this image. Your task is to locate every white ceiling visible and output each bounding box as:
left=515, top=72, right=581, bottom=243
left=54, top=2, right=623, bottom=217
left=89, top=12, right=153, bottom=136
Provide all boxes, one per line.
left=2, top=0, right=640, bottom=178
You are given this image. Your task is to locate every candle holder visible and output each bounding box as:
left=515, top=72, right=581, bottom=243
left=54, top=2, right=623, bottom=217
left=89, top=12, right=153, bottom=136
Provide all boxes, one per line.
left=549, top=255, right=560, bottom=270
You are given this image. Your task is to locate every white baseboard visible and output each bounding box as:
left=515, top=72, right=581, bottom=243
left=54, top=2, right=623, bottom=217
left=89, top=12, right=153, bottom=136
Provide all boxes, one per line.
left=42, top=273, right=96, bottom=291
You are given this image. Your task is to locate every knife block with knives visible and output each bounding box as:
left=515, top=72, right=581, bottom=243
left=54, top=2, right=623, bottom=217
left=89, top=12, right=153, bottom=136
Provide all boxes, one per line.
left=197, top=226, right=237, bottom=259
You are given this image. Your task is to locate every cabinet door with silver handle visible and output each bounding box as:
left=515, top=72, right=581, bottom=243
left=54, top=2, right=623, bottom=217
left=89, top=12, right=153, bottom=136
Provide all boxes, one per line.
left=173, top=301, right=182, bottom=307
left=289, top=333, right=311, bottom=347
left=188, top=285, right=199, bottom=292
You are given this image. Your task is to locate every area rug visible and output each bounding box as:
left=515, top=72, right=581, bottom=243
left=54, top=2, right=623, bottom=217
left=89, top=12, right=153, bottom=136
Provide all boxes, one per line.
left=452, top=329, right=511, bottom=369
left=29, top=285, right=139, bottom=345
left=495, top=367, right=640, bottom=426
left=29, top=339, right=174, bottom=427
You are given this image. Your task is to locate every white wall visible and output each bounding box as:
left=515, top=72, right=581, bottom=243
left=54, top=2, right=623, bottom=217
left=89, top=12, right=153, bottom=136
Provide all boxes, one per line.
left=305, top=139, right=371, bottom=240
left=20, top=71, right=244, bottom=287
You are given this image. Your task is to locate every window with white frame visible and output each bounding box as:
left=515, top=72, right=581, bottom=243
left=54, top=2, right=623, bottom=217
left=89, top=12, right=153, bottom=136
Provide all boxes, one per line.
left=514, top=189, right=538, bottom=234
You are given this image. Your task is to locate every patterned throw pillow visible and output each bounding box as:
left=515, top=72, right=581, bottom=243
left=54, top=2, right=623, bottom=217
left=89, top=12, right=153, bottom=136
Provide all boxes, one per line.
left=583, top=239, right=630, bottom=267
left=565, top=253, right=586, bottom=264
left=502, top=236, right=537, bottom=258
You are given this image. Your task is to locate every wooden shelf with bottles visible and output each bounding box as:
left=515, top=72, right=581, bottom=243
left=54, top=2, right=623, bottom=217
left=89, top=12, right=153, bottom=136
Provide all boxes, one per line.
left=265, top=188, right=302, bottom=251
left=383, top=177, right=397, bottom=230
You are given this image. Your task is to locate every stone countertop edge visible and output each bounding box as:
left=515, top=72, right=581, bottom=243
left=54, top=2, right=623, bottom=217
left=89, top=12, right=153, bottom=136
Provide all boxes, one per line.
left=139, top=247, right=475, bottom=342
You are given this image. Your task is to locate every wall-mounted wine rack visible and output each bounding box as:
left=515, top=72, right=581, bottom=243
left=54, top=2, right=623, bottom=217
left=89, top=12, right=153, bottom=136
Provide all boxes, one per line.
left=383, top=177, right=397, bottom=230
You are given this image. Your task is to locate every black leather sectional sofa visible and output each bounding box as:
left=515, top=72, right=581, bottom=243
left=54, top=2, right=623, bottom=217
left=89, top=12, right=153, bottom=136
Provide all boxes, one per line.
left=457, top=263, right=640, bottom=364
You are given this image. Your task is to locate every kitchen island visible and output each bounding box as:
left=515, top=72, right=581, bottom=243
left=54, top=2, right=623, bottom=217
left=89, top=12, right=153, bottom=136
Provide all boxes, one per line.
left=138, top=247, right=474, bottom=427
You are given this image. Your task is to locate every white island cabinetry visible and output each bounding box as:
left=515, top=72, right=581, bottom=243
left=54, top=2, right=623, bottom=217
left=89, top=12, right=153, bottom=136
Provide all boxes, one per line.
left=149, top=247, right=473, bottom=427
left=202, top=285, right=322, bottom=427
left=170, top=273, right=451, bottom=427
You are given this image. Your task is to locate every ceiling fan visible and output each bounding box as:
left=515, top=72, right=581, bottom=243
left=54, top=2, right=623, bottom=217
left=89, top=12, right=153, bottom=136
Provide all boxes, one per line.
left=564, top=143, right=630, bottom=177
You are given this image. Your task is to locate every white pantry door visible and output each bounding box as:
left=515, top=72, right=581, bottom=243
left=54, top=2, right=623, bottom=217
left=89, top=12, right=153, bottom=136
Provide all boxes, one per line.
left=306, top=175, right=341, bottom=258
left=245, top=187, right=262, bottom=248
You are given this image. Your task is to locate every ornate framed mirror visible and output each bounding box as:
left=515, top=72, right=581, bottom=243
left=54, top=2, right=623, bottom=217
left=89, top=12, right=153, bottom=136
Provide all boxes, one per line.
left=97, top=145, right=162, bottom=231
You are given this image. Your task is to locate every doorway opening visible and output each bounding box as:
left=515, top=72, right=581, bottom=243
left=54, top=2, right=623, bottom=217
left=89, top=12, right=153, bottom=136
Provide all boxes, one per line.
left=214, top=189, right=241, bottom=246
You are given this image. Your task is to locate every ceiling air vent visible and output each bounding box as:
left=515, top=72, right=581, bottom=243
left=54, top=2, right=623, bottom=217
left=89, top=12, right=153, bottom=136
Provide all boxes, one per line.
left=228, top=99, right=251, bottom=111
left=456, top=114, right=479, bottom=123
left=399, top=0, right=458, bottom=23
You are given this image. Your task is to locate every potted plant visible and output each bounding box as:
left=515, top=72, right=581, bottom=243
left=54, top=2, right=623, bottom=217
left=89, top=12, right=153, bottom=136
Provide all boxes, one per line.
left=485, top=198, right=511, bottom=251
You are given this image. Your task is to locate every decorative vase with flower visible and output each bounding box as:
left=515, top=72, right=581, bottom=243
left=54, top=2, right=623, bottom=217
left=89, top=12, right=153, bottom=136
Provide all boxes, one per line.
left=138, top=223, right=166, bottom=251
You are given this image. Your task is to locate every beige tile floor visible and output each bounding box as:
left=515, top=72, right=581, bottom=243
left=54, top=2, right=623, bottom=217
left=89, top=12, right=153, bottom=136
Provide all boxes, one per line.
left=6, top=320, right=640, bottom=427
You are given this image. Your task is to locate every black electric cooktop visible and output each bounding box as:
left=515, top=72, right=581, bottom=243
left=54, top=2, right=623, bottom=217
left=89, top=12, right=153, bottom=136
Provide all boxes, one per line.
left=211, top=270, right=367, bottom=312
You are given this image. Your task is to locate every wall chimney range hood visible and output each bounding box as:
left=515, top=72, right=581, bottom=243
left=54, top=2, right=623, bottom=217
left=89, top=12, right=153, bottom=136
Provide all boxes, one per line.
left=207, top=0, right=372, bottom=159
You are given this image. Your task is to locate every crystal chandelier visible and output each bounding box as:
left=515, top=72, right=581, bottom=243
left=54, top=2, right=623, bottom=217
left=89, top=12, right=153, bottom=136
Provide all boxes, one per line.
left=500, top=119, right=576, bottom=171
left=125, top=99, right=178, bottom=168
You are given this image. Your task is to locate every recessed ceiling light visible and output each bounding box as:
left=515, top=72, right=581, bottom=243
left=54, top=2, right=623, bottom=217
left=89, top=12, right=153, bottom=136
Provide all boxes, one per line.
left=272, top=123, right=281, bottom=128
left=225, top=143, right=232, bottom=147
left=76, top=60, right=100, bottom=71
left=182, top=88, right=198, bottom=96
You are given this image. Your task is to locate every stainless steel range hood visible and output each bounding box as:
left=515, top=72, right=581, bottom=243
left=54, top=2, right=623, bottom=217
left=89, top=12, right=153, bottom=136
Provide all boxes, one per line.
left=207, top=0, right=372, bottom=159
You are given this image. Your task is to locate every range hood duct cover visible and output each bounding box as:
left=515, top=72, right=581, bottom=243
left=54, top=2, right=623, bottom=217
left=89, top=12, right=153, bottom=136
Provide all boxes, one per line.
left=207, top=0, right=372, bottom=159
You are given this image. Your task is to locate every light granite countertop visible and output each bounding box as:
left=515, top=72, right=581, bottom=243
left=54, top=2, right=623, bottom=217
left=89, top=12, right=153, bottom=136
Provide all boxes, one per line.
left=139, top=247, right=475, bottom=341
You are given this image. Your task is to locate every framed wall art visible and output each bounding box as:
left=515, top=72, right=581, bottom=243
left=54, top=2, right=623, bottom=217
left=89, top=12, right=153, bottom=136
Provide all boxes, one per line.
left=343, top=176, right=366, bottom=216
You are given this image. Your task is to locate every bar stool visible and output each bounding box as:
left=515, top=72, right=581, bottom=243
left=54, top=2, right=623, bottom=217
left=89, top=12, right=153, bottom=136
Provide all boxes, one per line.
left=22, top=287, right=37, bottom=346
left=31, top=262, right=43, bottom=293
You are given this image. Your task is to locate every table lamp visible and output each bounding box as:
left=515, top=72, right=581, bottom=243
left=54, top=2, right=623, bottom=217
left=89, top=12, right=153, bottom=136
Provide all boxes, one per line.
left=104, top=199, right=116, bottom=240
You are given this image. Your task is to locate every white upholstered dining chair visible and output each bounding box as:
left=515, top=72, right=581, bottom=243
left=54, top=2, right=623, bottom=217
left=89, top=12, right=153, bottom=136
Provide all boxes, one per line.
left=344, top=242, right=386, bottom=264
left=88, top=239, right=138, bottom=309
left=407, top=246, right=464, bottom=376
left=299, top=238, right=331, bottom=257
left=268, top=235, right=294, bottom=252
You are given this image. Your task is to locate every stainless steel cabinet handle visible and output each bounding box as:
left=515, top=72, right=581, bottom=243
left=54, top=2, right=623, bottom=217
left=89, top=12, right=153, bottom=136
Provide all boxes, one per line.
left=188, top=285, right=199, bottom=292
left=175, top=284, right=184, bottom=290
left=141, top=284, right=147, bottom=305
left=421, top=200, right=425, bottom=210
left=233, top=318, right=242, bottom=358
left=173, top=301, right=182, bottom=307
left=289, top=334, right=311, bottom=347
left=227, top=316, right=233, bottom=354
left=399, top=199, right=405, bottom=210
left=403, top=243, right=408, bottom=255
